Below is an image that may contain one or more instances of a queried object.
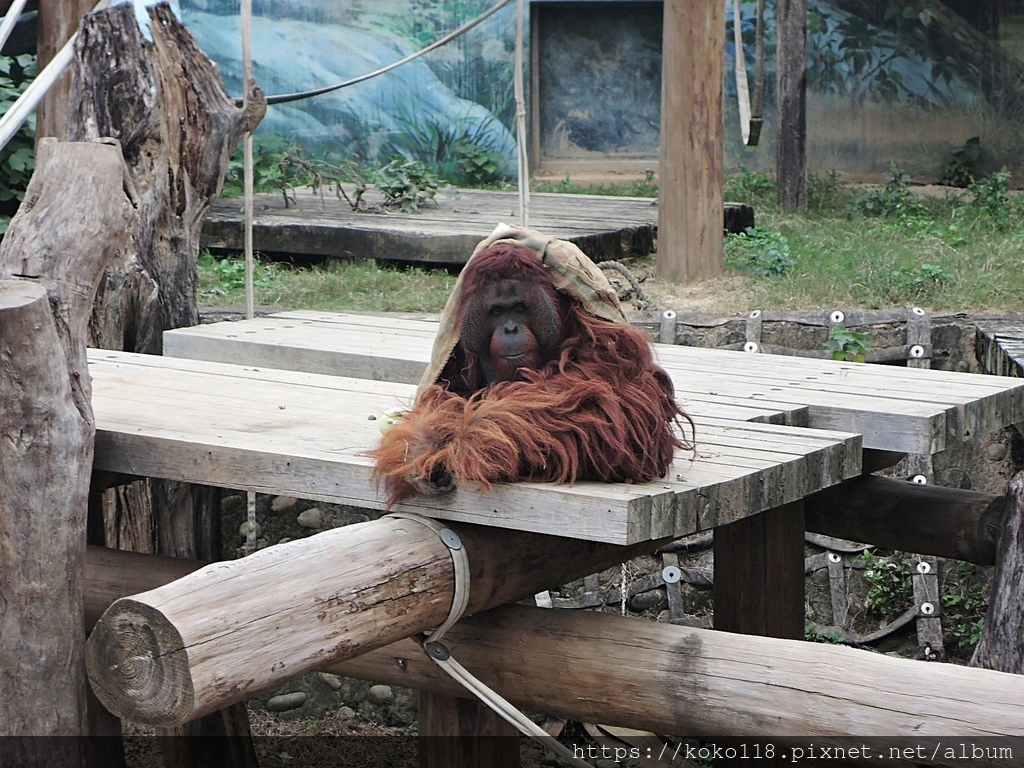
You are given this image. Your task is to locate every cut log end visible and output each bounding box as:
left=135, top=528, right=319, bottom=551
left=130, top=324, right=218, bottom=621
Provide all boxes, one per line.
left=0, top=279, right=48, bottom=310
left=85, top=598, right=194, bottom=726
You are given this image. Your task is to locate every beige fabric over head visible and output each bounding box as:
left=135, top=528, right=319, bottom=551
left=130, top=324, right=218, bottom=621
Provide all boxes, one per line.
left=416, top=223, right=628, bottom=401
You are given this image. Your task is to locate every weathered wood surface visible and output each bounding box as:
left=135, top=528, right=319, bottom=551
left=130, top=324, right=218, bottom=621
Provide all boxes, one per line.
left=331, top=605, right=1024, bottom=750
left=977, top=319, right=1024, bottom=379
left=806, top=474, right=1002, bottom=566
left=89, top=348, right=859, bottom=544
left=85, top=517, right=677, bottom=726
left=203, top=188, right=658, bottom=265
left=658, top=0, right=724, bottom=281
left=0, top=139, right=134, bottom=745
left=972, top=470, right=1024, bottom=673
left=163, top=310, right=1024, bottom=455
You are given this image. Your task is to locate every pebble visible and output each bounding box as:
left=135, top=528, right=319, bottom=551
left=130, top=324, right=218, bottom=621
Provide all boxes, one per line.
left=221, top=494, right=245, bottom=516
left=366, top=684, right=394, bottom=705
left=628, top=589, right=666, bottom=613
left=238, top=520, right=262, bottom=538
left=337, top=706, right=357, bottom=719
left=319, top=672, right=343, bottom=691
left=986, top=442, right=1008, bottom=462
left=266, top=692, right=307, bottom=712
left=271, top=495, right=299, bottom=513
left=297, top=507, right=324, bottom=529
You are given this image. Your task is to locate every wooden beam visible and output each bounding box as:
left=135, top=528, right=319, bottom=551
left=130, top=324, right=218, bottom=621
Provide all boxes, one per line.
left=805, top=474, right=1001, bottom=566
left=330, top=605, right=1024, bottom=752
left=0, top=139, right=133, bottom=746
left=85, top=520, right=669, bottom=726
left=775, top=0, right=807, bottom=210
left=658, top=0, right=724, bottom=282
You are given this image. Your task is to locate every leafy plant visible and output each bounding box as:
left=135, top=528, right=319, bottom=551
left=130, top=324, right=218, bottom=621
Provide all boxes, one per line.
left=725, top=227, right=795, bottom=276
left=853, top=163, right=924, bottom=219
left=0, top=53, right=37, bottom=232
left=968, top=169, right=1013, bottom=231
left=453, top=140, right=506, bottom=186
left=198, top=250, right=280, bottom=297
left=725, top=165, right=775, bottom=202
left=938, top=137, right=992, bottom=188
left=825, top=325, right=872, bottom=362
left=370, top=158, right=441, bottom=212
left=887, top=262, right=952, bottom=301
left=859, top=550, right=913, bottom=620
left=940, top=561, right=988, bottom=653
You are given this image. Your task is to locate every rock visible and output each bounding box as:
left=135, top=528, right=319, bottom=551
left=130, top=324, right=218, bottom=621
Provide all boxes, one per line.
left=319, top=672, right=344, bottom=691
left=337, top=706, right=357, bottom=719
left=297, top=507, right=324, bottom=530
left=628, top=588, right=667, bottom=613
left=266, top=692, right=307, bottom=712
left=238, top=520, right=262, bottom=538
left=366, top=684, right=394, bottom=705
left=271, top=495, right=299, bottom=513
left=986, top=442, right=1008, bottom=462
left=221, top=494, right=245, bottom=516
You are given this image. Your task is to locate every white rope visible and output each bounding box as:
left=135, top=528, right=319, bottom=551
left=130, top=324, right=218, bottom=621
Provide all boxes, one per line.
left=0, top=0, right=31, bottom=55
left=513, top=0, right=529, bottom=226
left=240, top=0, right=257, bottom=554
left=387, top=513, right=594, bottom=768
left=0, top=0, right=112, bottom=154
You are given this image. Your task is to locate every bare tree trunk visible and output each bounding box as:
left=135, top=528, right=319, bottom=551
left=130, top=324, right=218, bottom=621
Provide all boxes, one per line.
left=971, top=470, right=1024, bottom=673
left=35, top=0, right=95, bottom=140
left=63, top=6, right=264, bottom=766
left=775, top=0, right=807, bottom=210
left=0, top=139, right=135, bottom=764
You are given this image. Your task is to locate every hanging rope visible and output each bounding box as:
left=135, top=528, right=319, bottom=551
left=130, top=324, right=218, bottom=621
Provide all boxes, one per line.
left=732, top=0, right=763, bottom=147
left=513, top=0, right=529, bottom=225
left=256, top=0, right=514, bottom=107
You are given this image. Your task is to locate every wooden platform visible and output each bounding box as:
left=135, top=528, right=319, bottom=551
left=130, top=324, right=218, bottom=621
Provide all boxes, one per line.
left=978, top=319, right=1024, bottom=378
left=164, top=310, right=1024, bottom=455
left=89, top=349, right=859, bottom=544
left=200, top=188, right=659, bottom=265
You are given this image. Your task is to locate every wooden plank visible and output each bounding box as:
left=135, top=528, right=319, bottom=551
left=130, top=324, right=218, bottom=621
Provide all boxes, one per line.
left=89, top=350, right=856, bottom=544
left=201, top=189, right=658, bottom=265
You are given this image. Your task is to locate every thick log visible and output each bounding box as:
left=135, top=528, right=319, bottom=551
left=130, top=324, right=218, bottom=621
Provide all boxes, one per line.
left=658, top=0, right=724, bottom=281
left=86, top=518, right=669, bottom=726
left=972, top=470, right=1024, bottom=672
left=36, top=0, right=93, bottom=140
left=330, top=605, right=1024, bottom=743
left=0, top=139, right=134, bottom=746
left=775, top=0, right=807, bottom=210
left=805, top=475, right=1001, bottom=566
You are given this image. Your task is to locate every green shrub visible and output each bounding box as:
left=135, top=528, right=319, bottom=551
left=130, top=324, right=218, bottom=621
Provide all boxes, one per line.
left=725, top=227, right=795, bottom=276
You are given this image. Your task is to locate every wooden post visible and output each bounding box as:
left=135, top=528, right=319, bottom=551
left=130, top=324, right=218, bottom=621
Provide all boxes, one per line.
left=657, top=0, right=724, bottom=282
left=714, top=502, right=805, bottom=639
left=418, top=692, right=520, bottom=768
left=0, top=140, right=134, bottom=757
left=971, top=470, right=1024, bottom=673
left=775, top=0, right=807, bottom=210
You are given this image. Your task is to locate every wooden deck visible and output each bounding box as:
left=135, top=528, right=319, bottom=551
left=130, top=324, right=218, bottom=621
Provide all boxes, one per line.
left=89, top=348, right=859, bottom=544
left=200, top=188, right=659, bottom=265
left=164, top=310, right=1024, bottom=455
left=978, top=319, right=1024, bottom=378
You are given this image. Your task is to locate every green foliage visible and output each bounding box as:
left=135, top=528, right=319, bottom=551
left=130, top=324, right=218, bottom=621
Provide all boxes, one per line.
left=725, top=228, right=795, bottom=277
left=824, top=325, right=872, bottom=362
left=453, top=140, right=506, bottom=187
left=938, top=137, right=992, bottom=188
left=370, top=158, right=441, bottom=212
left=968, top=169, right=1013, bottom=230
left=853, top=163, right=924, bottom=219
left=886, top=262, right=952, bottom=302
left=940, top=561, right=988, bottom=653
left=198, top=250, right=280, bottom=297
left=725, top=165, right=775, bottom=203
left=859, top=550, right=913, bottom=620
left=0, top=53, right=37, bottom=232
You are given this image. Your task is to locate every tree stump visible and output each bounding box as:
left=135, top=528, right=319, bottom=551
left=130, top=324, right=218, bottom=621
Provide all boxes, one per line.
left=63, top=5, right=264, bottom=766
left=971, top=470, right=1024, bottom=673
left=0, top=139, right=135, bottom=762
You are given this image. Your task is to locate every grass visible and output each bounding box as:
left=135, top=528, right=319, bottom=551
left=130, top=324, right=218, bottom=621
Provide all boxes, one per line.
left=199, top=168, right=1024, bottom=316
